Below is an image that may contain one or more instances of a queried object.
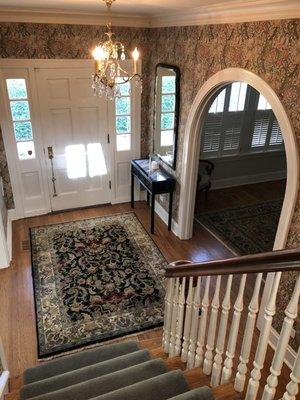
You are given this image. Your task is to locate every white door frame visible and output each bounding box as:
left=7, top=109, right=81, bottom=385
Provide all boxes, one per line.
left=0, top=59, right=141, bottom=219
left=177, top=68, right=299, bottom=358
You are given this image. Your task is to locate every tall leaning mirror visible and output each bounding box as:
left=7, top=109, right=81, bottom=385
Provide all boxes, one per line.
left=153, top=63, right=180, bottom=170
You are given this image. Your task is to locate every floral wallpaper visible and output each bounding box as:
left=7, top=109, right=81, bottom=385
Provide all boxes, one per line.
left=0, top=22, right=152, bottom=209
left=0, top=19, right=299, bottom=347
left=143, top=20, right=300, bottom=349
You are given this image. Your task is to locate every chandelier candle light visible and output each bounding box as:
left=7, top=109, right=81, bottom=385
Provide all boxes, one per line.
left=92, top=0, right=142, bottom=100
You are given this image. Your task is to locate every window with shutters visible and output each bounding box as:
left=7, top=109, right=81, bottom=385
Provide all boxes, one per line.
left=201, top=83, right=284, bottom=158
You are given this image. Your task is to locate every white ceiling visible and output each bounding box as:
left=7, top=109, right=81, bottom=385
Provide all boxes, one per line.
left=0, top=0, right=249, bottom=16
left=0, top=0, right=298, bottom=27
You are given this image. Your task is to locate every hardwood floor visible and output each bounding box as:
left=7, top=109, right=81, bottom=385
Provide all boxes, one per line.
left=0, top=201, right=233, bottom=381
left=194, top=179, right=286, bottom=215
left=0, top=199, right=291, bottom=399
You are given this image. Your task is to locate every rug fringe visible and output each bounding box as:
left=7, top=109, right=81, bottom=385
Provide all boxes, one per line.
left=38, top=327, right=163, bottom=363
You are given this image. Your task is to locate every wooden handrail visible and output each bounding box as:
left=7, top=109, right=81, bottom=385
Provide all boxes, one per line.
left=165, top=248, right=300, bottom=278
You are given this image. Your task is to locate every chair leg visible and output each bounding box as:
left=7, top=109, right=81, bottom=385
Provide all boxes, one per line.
left=205, top=183, right=211, bottom=201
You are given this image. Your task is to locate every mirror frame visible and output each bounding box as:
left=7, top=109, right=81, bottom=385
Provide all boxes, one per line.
left=153, top=63, right=181, bottom=170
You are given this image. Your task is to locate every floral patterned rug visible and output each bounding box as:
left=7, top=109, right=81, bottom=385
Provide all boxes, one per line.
left=30, top=213, right=167, bottom=358
left=195, top=200, right=283, bottom=255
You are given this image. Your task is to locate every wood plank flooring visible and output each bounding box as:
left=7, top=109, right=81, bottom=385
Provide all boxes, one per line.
left=0, top=197, right=291, bottom=399
left=0, top=201, right=233, bottom=381
left=194, top=179, right=286, bottom=214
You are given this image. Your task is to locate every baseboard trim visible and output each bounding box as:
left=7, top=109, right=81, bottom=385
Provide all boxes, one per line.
left=269, top=326, right=296, bottom=369
left=154, top=200, right=179, bottom=237
left=211, top=170, right=286, bottom=190
left=6, top=212, right=12, bottom=262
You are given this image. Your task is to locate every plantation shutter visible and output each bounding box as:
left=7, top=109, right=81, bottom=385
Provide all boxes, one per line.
left=201, top=113, right=223, bottom=156
left=270, top=118, right=283, bottom=146
left=222, top=112, right=244, bottom=153
left=251, top=110, right=270, bottom=148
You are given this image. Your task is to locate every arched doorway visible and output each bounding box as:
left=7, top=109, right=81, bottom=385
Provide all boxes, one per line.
left=177, top=68, right=299, bottom=337
left=178, top=68, right=299, bottom=250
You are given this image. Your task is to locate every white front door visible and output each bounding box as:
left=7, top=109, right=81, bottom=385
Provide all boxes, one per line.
left=0, top=59, right=141, bottom=218
left=36, top=67, right=111, bottom=211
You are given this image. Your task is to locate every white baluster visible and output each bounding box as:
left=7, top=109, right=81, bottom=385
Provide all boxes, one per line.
left=195, top=276, right=211, bottom=367
left=175, top=277, right=186, bottom=356
left=203, top=275, right=221, bottom=375
left=262, top=273, right=300, bottom=400
left=235, top=273, right=263, bottom=392
left=282, top=348, right=300, bottom=400
left=245, top=272, right=282, bottom=400
left=211, top=274, right=233, bottom=387
left=221, top=274, right=247, bottom=384
left=169, top=278, right=180, bottom=357
left=163, top=278, right=175, bottom=353
left=181, top=277, right=194, bottom=362
left=187, top=276, right=202, bottom=369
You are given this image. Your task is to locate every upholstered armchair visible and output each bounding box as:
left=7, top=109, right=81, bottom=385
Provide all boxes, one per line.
left=197, top=159, right=215, bottom=199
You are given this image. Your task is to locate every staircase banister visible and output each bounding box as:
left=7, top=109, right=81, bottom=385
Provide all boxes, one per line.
left=165, top=248, right=300, bottom=278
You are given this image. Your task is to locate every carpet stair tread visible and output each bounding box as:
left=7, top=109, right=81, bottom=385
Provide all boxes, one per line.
left=88, top=370, right=190, bottom=400
left=26, top=358, right=168, bottom=400
left=168, top=387, right=215, bottom=400
left=23, top=341, right=139, bottom=385
left=20, top=349, right=151, bottom=400
left=15, top=341, right=236, bottom=400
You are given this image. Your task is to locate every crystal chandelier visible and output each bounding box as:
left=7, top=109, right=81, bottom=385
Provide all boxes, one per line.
left=92, top=0, right=142, bottom=100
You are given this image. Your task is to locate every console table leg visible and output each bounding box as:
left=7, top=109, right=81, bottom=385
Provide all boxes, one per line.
left=131, top=173, right=134, bottom=208
left=147, top=191, right=150, bottom=206
left=151, top=194, right=155, bottom=234
left=168, top=191, right=173, bottom=231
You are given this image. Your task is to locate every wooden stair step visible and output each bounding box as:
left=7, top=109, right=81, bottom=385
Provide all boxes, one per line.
left=212, top=383, right=243, bottom=400
left=164, top=356, right=186, bottom=371
left=149, top=346, right=167, bottom=359
left=9, top=375, right=23, bottom=391
left=138, top=338, right=162, bottom=350
left=5, top=389, right=20, bottom=400
left=183, top=367, right=211, bottom=389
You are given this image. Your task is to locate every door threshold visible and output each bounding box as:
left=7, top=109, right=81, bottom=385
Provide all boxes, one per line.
left=48, top=202, right=112, bottom=215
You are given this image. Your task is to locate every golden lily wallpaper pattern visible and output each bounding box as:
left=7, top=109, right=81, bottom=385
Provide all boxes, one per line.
left=0, top=19, right=299, bottom=345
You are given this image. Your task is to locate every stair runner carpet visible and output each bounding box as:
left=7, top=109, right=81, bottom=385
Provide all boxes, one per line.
left=20, top=341, right=214, bottom=400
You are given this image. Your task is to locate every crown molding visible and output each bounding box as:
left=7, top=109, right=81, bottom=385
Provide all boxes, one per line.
left=150, top=0, right=300, bottom=27
left=0, top=1, right=298, bottom=28
left=0, top=7, right=151, bottom=27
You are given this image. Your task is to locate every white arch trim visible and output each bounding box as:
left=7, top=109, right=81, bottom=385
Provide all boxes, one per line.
left=178, top=68, right=299, bottom=248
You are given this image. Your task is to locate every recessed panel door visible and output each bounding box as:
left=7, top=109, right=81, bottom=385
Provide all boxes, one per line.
left=36, top=67, right=111, bottom=211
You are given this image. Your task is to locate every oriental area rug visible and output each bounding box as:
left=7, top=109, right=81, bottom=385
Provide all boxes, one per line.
left=195, top=200, right=282, bottom=255
left=30, top=213, right=166, bottom=358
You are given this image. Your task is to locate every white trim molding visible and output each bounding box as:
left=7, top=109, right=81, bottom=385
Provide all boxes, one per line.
left=0, top=1, right=298, bottom=27
left=155, top=200, right=180, bottom=237
left=150, top=0, right=300, bottom=27
left=0, top=7, right=150, bottom=27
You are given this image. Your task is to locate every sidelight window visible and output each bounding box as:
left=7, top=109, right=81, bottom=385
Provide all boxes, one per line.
left=115, top=80, right=132, bottom=151
left=6, top=78, right=36, bottom=160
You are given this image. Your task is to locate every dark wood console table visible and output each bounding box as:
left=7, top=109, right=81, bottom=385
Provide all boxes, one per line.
left=131, top=159, right=176, bottom=234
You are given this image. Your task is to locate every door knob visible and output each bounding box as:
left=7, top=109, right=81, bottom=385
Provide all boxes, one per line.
left=47, top=146, right=54, bottom=159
